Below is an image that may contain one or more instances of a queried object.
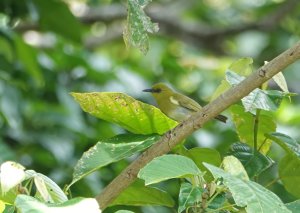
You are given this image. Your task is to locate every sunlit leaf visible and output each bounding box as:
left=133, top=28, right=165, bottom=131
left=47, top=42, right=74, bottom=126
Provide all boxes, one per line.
left=204, top=163, right=291, bottom=213
left=138, top=155, right=202, bottom=185
left=0, top=161, right=25, bottom=195
left=228, top=143, right=273, bottom=178
left=230, top=105, right=276, bottom=153
left=178, top=182, right=202, bottom=213
left=111, top=180, right=174, bottom=207
left=124, top=0, right=159, bottom=54
left=15, top=195, right=100, bottom=213
left=272, top=72, right=289, bottom=93
left=69, top=134, right=159, bottom=188
left=71, top=92, right=177, bottom=135
left=222, top=156, right=249, bottom=181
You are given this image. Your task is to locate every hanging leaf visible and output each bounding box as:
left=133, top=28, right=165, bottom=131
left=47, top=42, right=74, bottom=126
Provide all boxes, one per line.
left=124, top=0, right=159, bottom=54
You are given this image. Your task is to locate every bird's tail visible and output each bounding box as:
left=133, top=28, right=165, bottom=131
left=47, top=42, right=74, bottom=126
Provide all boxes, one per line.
left=215, top=114, right=228, bottom=123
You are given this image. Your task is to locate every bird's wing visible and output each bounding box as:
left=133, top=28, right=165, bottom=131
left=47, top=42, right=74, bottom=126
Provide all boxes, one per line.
left=171, top=93, right=202, bottom=112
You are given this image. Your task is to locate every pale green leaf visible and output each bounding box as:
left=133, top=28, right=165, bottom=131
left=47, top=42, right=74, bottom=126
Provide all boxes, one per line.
left=69, top=134, right=159, bottom=188
left=71, top=92, right=177, bottom=135
left=25, top=170, right=68, bottom=203
left=230, top=105, right=276, bottom=154
left=223, top=156, right=249, bottom=181
left=138, top=155, right=202, bottom=185
left=211, top=80, right=231, bottom=101
left=272, top=72, right=289, bottom=93
left=124, top=0, right=159, bottom=54
left=111, top=180, right=174, bottom=207
left=204, top=163, right=291, bottom=213
left=15, top=195, right=100, bottom=213
left=178, top=182, right=202, bottom=213
left=228, top=57, right=253, bottom=76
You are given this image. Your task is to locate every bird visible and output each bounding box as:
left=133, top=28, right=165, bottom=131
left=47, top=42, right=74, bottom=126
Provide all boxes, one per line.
left=143, top=83, right=227, bottom=123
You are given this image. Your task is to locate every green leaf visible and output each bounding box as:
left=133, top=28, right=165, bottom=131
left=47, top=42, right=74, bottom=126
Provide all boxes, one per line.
left=279, top=154, right=300, bottom=198
left=69, top=134, right=159, bottom=188
left=266, top=132, right=300, bottom=157
left=286, top=200, right=300, bottom=213
left=14, top=35, right=44, bottom=88
left=178, top=182, right=203, bottom=213
left=71, top=92, right=177, bottom=134
left=230, top=105, right=276, bottom=153
left=138, top=155, right=202, bottom=185
left=32, top=0, right=82, bottom=43
left=0, top=200, right=4, bottom=213
left=115, top=211, right=135, bottom=213
left=211, top=57, right=253, bottom=101
left=25, top=170, right=68, bottom=203
left=226, top=71, right=286, bottom=112
left=111, top=180, right=174, bottom=207
left=124, top=0, right=159, bottom=54
left=222, top=156, right=249, bottom=181
left=15, top=195, right=100, bottom=213
left=228, top=57, right=253, bottom=76
left=204, top=163, right=291, bottom=213
left=228, top=143, right=274, bottom=178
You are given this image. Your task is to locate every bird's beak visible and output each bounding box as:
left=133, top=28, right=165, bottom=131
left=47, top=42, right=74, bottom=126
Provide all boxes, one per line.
left=142, top=88, right=154, bottom=93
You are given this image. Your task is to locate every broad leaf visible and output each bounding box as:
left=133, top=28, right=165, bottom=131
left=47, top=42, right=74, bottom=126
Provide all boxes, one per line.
left=138, top=155, right=202, bottom=185
left=279, top=154, right=300, bottom=198
left=15, top=195, right=100, bottom=213
left=71, top=92, right=177, bottom=134
left=25, top=170, right=68, bottom=203
left=124, top=0, right=158, bottom=54
left=178, top=182, right=203, bottom=213
left=266, top=133, right=300, bottom=198
left=228, top=143, right=273, bottom=178
left=226, top=71, right=286, bottom=112
left=230, top=105, right=276, bottom=153
left=222, top=156, right=249, bottom=181
left=272, top=72, right=289, bottom=93
left=111, top=180, right=174, bottom=207
left=204, top=163, right=291, bottom=213
left=69, top=134, right=159, bottom=187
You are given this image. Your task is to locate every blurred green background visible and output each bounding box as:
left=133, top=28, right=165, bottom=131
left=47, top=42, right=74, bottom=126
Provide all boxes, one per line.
left=1, top=0, right=300, bottom=212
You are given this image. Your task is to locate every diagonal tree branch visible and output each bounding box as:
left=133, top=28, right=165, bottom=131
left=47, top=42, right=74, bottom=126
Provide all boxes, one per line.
left=95, top=41, right=300, bottom=210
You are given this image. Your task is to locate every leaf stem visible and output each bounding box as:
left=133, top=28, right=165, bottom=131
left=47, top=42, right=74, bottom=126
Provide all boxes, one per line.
left=253, top=109, right=261, bottom=152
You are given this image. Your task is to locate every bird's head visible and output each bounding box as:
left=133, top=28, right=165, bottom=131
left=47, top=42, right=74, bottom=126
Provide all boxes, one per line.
left=143, top=83, right=173, bottom=100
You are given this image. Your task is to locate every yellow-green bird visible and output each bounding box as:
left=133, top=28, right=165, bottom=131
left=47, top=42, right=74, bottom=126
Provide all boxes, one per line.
left=143, top=83, right=227, bottom=123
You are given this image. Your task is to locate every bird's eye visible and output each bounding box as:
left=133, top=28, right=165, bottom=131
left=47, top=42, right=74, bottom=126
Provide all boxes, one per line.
left=154, top=88, right=161, bottom=93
